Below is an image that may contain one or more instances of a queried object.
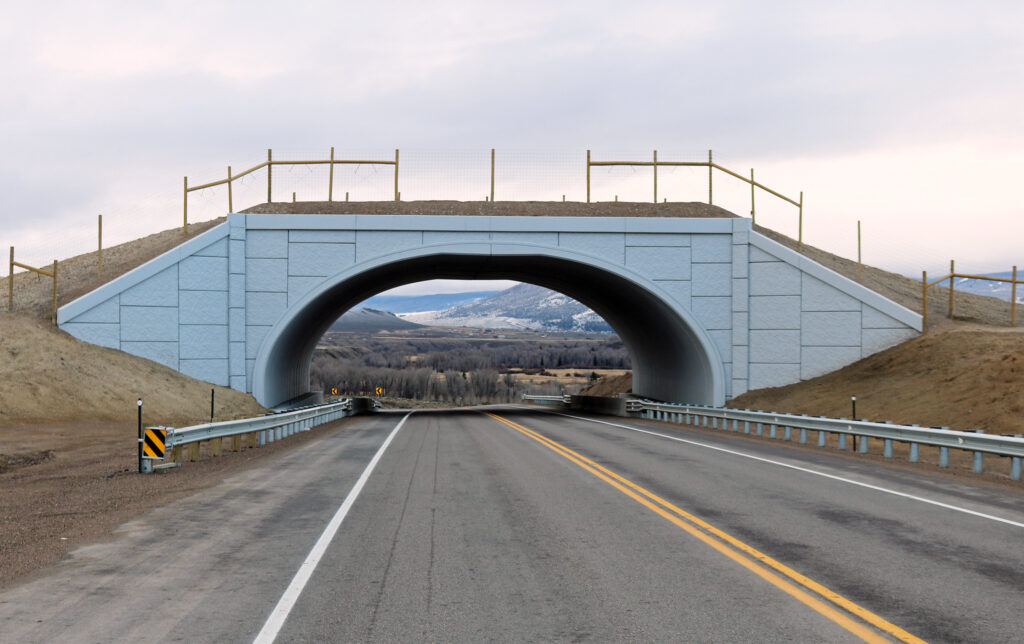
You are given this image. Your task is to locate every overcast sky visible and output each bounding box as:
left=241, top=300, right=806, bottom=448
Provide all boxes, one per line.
left=2, top=1, right=1021, bottom=295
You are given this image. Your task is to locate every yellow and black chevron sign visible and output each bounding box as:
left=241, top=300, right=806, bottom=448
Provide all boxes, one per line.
left=143, top=428, right=167, bottom=459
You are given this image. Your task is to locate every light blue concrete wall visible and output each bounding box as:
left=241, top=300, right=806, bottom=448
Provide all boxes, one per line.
left=58, top=213, right=921, bottom=405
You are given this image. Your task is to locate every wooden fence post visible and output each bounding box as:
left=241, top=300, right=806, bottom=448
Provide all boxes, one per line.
left=1012, top=265, right=1018, bottom=327
left=227, top=166, right=233, bottom=213
left=328, top=146, right=334, bottom=202
left=707, top=149, right=713, bottom=205
left=183, top=176, right=188, bottom=234
left=490, top=148, right=495, bottom=202
left=750, top=168, right=755, bottom=222
left=948, top=259, right=955, bottom=318
left=798, top=191, right=804, bottom=250
left=586, top=149, right=591, bottom=203
left=922, top=271, right=928, bottom=332
left=653, top=150, right=658, bottom=203
left=8, top=246, right=13, bottom=312
left=393, top=149, right=399, bottom=201
left=51, top=260, right=57, bottom=325
left=97, top=214, right=102, bottom=279
left=267, top=148, right=273, bottom=203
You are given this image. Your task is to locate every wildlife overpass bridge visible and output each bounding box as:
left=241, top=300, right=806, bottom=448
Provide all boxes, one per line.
left=58, top=214, right=920, bottom=408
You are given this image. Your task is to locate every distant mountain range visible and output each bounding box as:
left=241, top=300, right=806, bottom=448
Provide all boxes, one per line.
left=355, top=291, right=499, bottom=313
left=397, top=283, right=614, bottom=333
left=329, top=308, right=424, bottom=332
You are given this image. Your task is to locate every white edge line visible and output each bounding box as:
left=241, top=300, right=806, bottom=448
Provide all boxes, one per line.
left=521, top=407, right=1024, bottom=530
left=253, top=411, right=413, bottom=644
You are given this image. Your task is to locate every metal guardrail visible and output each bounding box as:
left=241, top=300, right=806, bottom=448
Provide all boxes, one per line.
left=521, top=394, right=571, bottom=405
left=143, top=399, right=358, bottom=472
left=521, top=395, right=1024, bottom=480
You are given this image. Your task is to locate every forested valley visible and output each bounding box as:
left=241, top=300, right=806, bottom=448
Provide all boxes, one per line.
left=311, top=328, right=631, bottom=405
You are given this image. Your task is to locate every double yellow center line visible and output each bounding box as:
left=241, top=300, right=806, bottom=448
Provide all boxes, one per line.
left=485, top=412, right=925, bottom=644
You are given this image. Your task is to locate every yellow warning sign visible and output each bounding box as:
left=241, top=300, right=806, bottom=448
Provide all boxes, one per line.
left=375, top=386, right=385, bottom=396
left=331, top=387, right=338, bottom=395
left=143, top=428, right=167, bottom=459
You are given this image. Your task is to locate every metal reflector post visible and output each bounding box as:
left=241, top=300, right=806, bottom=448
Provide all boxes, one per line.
left=138, top=399, right=152, bottom=474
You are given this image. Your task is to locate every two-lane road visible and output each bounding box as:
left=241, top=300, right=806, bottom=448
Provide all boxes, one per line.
left=2, top=408, right=1022, bottom=642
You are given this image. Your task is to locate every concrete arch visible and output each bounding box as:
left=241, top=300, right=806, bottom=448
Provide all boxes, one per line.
left=252, top=242, right=727, bottom=408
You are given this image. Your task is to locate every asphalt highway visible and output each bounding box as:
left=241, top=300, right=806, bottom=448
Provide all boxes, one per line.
left=2, top=407, right=1022, bottom=643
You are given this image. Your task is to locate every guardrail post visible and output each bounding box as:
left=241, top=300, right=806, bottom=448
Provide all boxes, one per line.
left=231, top=435, right=241, bottom=452
left=1012, top=439, right=1022, bottom=481
left=769, top=423, right=777, bottom=439
left=211, top=437, right=222, bottom=457
left=784, top=426, right=792, bottom=441
left=756, top=422, right=762, bottom=436
left=859, top=436, right=869, bottom=454
left=188, top=442, right=199, bottom=462
left=172, top=445, right=182, bottom=463
left=972, top=430, right=984, bottom=473
left=838, top=434, right=847, bottom=450
left=939, top=446, right=949, bottom=468
left=909, top=443, right=919, bottom=462
left=799, top=428, right=807, bottom=444
left=744, top=420, right=750, bottom=434
left=817, top=430, right=827, bottom=447
left=884, top=439, right=893, bottom=458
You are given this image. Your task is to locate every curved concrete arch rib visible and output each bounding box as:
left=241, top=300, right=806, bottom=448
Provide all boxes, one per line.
left=252, top=244, right=726, bottom=409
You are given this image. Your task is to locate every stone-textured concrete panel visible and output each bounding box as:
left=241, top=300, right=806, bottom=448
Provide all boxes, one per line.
left=801, top=346, right=863, bottom=380
left=750, top=296, right=801, bottom=330
left=355, top=231, right=423, bottom=261
left=288, top=276, right=325, bottom=307
left=802, top=275, right=861, bottom=312
left=625, top=246, right=690, bottom=280
left=424, top=231, right=490, bottom=245
left=229, top=274, right=245, bottom=308
left=708, top=330, right=732, bottom=364
left=180, top=256, right=227, bottom=291
left=290, top=230, right=355, bottom=243
left=246, top=230, right=288, bottom=258
left=121, top=341, right=177, bottom=370
left=626, top=233, right=690, bottom=247
left=180, top=291, right=228, bottom=325
left=491, top=232, right=558, bottom=245
left=692, top=263, right=733, bottom=296
left=862, top=305, right=906, bottom=329
left=71, top=296, right=119, bottom=323
left=750, top=329, right=800, bottom=363
left=230, top=341, right=245, bottom=376
left=655, top=280, right=691, bottom=309
left=749, top=261, right=801, bottom=296
left=180, top=359, right=229, bottom=386
left=748, top=363, right=801, bottom=390
left=229, top=308, right=245, bottom=341
left=691, top=234, right=732, bottom=263
left=246, top=292, right=288, bottom=326
left=732, top=245, right=749, bottom=278
left=246, top=325, right=272, bottom=359
left=288, top=243, right=355, bottom=277
left=121, top=307, right=177, bottom=342
left=246, top=259, right=288, bottom=292
left=732, top=278, right=749, bottom=311
left=62, top=322, right=120, bottom=349
left=749, top=246, right=779, bottom=263
left=122, top=266, right=177, bottom=307
left=195, top=237, right=228, bottom=257
left=732, top=312, right=749, bottom=346
left=802, top=311, right=861, bottom=347
left=732, top=345, right=748, bottom=379
left=229, top=240, right=245, bottom=273
left=230, top=375, right=246, bottom=392
left=180, top=324, right=228, bottom=360
left=863, top=327, right=916, bottom=356
left=731, top=378, right=749, bottom=399
left=560, top=233, right=625, bottom=263
left=692, top=296, right=732, bottom=330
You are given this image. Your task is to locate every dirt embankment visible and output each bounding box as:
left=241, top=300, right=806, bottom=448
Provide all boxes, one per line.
left=728, top=324, right=1024, bottom=434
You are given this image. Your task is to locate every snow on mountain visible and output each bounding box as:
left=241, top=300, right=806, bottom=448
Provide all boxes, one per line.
left=397, top=283, right=614, bottom=333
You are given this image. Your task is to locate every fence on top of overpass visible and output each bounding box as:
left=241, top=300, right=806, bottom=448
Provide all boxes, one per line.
left=3, top=147, right=1019, bottom=328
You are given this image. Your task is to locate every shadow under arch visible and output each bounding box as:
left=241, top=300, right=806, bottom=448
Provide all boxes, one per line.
left=252, top=242, right=726, bottom=408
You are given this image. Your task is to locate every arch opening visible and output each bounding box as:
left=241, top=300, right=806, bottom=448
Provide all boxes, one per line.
left=253, top=248, right=725, bottom=408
